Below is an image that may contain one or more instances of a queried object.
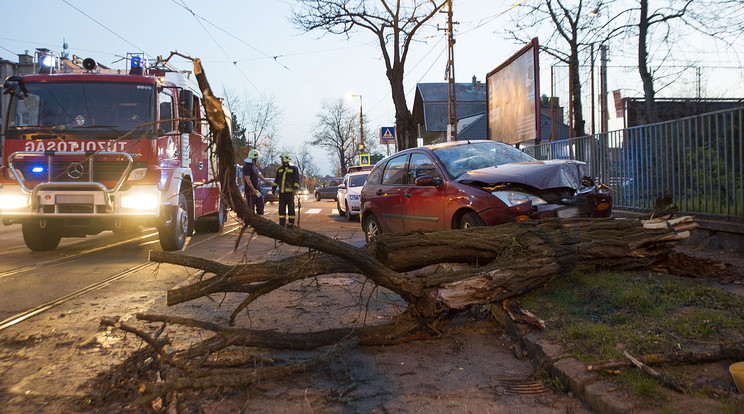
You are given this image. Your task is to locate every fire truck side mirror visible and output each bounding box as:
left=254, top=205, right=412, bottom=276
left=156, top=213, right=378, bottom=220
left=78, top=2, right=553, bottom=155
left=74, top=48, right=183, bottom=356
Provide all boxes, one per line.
left=3, top=75, right=28, bottom=99
left=179, top=89, right=194, bottom=114
left=178, top=89, right=195, bottom=134
left=180, top=120, right=194, bottom=134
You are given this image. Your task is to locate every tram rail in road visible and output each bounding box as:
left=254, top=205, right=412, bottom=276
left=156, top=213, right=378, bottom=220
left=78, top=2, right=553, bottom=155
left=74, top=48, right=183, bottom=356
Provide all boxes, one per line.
left=0, top=221, right=244, bottom=332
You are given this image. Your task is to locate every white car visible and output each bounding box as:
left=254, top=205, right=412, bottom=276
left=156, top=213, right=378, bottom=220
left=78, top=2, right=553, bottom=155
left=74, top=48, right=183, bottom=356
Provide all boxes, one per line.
left=337, top=171, right=370, bottom=221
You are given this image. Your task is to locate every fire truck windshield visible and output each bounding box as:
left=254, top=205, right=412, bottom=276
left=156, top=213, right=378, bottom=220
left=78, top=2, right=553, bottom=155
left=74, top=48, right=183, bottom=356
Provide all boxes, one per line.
left=6, top=81, right=156, bottom=138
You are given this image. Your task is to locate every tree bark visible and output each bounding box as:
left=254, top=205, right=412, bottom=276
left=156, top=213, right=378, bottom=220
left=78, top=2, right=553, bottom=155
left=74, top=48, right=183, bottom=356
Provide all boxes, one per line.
left=152, top=216, right=696, bottom=320
left=638, top=0, right=659, bottom=124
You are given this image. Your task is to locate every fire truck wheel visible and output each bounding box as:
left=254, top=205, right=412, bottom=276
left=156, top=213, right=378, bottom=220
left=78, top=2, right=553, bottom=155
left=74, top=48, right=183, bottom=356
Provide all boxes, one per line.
left=195, top=200, right=226, bottom=233
left=22, top=220, right=62, bottom=251
left=159, top=193, right=189, bottom=251
left=208, top=201, right=226, bottom=232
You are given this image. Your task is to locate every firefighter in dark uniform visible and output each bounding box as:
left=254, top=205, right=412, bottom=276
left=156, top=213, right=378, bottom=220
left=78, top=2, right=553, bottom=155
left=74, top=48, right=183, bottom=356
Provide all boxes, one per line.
left=242, top=149, right=264, bottom=215
left=272, top=153, right=300, bottom=227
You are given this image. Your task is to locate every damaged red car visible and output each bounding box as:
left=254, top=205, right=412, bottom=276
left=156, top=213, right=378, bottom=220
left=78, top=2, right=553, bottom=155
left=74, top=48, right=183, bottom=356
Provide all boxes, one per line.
left=360, top=140, right=611, bottom=241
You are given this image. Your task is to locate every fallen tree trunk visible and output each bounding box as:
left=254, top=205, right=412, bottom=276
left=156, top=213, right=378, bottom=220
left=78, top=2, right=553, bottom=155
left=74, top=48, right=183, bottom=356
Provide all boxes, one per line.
left=152, top=216, right=697, bottom=320
left=101, top=55, right=715, bottom=405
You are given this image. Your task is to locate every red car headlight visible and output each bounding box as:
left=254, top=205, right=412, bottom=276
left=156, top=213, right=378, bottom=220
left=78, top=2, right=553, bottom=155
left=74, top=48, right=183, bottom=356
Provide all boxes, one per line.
left=491, top=190, right=545, bottom=207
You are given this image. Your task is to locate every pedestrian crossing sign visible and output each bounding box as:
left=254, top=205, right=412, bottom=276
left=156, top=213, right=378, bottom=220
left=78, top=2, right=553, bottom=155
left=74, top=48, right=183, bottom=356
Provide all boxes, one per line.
left=360, top=154, right=370, bottom=166
left=380, top=126, right=396, bottom=143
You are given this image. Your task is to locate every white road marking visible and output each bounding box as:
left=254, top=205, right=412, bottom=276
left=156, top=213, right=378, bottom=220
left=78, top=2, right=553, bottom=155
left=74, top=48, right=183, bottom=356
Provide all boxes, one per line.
left=304, top=208, right=322, bottom=214
left=332, top=209, right=339, bottom=215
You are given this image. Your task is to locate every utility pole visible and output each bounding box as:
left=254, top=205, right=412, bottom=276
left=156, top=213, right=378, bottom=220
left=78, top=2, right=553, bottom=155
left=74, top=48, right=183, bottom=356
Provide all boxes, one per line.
left=600, top=45, right=608, bottom=133
left=358, top=95, right=364, bottom=151
left=443, top=0, right=457, bottom=141
left=350, top=94, right=364, bottom=152
left=590, top=44, right=595, bottom=135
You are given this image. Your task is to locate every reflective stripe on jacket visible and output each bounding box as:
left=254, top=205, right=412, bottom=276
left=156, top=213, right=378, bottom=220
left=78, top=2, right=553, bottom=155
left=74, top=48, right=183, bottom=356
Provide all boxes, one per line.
left=272, top=163, right=300, bottom=193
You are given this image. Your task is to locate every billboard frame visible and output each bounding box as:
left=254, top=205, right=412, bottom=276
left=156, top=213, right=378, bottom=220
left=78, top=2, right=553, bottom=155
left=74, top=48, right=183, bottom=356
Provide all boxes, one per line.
left=486, top=38, right=541, bottom=145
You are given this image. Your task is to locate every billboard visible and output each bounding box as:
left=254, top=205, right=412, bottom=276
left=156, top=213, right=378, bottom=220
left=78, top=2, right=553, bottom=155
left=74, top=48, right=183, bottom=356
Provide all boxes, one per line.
left=486, top=38, right=541, bottom=145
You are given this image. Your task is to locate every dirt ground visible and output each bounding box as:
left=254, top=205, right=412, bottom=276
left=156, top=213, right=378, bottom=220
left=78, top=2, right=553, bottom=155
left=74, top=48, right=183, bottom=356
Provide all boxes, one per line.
left=0, top=261, right=591, bottom=413
left=1, top=236, right=742, bottom=413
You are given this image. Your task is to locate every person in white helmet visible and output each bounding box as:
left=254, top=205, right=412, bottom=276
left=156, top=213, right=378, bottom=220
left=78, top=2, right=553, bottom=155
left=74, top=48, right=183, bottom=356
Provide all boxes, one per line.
left=271, top=153, right=300, bottom=227
left=242, top=149, right=265, bottom=215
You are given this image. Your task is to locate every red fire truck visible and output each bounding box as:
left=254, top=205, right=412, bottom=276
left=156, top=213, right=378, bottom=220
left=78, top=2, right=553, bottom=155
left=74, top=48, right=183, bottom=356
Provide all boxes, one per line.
left=0, top=54, right=225, bottom=251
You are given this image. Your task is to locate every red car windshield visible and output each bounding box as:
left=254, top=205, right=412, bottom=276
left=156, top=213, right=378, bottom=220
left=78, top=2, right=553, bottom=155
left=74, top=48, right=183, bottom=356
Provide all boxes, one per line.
left=432, top=141, right=534, bottom=179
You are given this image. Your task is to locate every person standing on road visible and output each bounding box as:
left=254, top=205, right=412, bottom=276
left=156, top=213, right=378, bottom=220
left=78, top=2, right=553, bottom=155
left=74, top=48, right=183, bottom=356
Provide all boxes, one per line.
left=272, top=153, right=300, bottom=227
left=242, top=149, right=265, bottom=216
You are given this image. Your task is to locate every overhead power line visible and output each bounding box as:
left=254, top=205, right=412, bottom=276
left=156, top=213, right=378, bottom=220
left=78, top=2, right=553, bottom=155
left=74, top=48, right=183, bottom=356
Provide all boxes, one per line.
left=176, top=0, right=260, bottom=93
left=61, top=0, right=150, bottom=58
left=170, top=0, right=322, bottom=91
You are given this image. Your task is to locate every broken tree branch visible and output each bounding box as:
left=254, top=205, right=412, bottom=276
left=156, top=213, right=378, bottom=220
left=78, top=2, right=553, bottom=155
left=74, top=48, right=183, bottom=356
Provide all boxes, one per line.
left=623, top=350, right=688, bottom=393
left=134, top=337, right=360, bottom=407
left=588, top=347, right=744, bottom=371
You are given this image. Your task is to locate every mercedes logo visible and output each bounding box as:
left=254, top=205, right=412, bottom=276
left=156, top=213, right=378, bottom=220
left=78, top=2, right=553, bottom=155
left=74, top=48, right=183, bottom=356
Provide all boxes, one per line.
left=67, top=162, right=85, bottom=179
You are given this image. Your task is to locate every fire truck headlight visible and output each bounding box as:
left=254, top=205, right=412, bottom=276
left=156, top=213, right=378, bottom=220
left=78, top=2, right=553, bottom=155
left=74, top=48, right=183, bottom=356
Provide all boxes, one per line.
left=121, top=193, right=159, bottom=211
left=127, top=168, right=148, bottom=181
left=0, top=194, right=30, bottom=210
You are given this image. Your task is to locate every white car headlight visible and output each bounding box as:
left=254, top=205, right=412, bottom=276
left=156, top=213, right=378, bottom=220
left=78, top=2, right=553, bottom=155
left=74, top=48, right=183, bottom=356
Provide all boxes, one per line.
left=0, top=193, right=30, bottom=209
left=491, top=191, right=546, bottom=207
left=349, top=194, right=360, bottom=200
left=121, top=193, right=159, bottom=211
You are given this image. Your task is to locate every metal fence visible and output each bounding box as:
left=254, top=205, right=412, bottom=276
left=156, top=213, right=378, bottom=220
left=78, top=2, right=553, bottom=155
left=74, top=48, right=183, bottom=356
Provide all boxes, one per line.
left=524, top=106, right=744, bottom=221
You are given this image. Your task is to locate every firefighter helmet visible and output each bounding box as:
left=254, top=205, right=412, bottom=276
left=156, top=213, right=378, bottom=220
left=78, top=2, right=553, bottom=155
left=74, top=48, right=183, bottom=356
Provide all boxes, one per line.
left=280, top=153, right=292, bottom=163
left=244, top=149, right=259, bottom=163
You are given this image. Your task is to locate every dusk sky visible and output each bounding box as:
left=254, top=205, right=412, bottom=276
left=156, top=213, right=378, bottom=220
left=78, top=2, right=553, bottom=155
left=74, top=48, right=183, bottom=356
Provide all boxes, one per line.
left=3, top=1, right=741, bottom=173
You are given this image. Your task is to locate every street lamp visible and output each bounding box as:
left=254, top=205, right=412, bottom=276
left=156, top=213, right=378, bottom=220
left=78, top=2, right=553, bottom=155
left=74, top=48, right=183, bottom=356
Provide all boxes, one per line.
left=350, top=94, right=364, bottom=152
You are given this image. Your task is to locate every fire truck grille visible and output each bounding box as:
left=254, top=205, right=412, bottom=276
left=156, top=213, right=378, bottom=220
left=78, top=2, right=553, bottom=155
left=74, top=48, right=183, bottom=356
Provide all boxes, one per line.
left=42, top=205, right=108, bottom=214
left=15, top=160, right=139, bottom=189
left=58, top=204, right=95, bottom=214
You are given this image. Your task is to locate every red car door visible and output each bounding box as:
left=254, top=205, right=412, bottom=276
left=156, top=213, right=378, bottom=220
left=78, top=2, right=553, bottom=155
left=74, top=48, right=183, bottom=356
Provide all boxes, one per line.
left=402, top=152, right=446, bottom=231
left=369, top=153, right=408, bottom=233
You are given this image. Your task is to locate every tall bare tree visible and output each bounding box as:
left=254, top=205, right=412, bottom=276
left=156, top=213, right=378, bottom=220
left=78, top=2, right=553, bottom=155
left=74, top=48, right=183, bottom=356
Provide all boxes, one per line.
left=311, top=98, right=358, bottom=176
left=507, top=0, right=605, bottom=138
left=291, top=142, right=319, bottom=187
left=292, top=0, right=448, bottom=150
left=221, top=88, right=250, bottom=162
left=631, top=0, right=744, bottom=123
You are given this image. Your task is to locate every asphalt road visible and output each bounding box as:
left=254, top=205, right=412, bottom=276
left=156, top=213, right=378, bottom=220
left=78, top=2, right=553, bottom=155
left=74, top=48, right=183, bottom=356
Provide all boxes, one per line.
left=0, top=195, right=363, bottom=329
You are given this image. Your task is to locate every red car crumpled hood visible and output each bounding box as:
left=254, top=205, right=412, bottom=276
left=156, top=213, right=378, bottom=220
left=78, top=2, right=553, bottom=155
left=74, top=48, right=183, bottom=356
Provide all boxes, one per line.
left=455, top=160, right=587, bottom=190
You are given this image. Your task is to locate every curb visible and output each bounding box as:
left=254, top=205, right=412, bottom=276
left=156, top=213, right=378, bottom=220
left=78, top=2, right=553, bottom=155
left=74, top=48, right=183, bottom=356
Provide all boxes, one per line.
left=491, top=305, right=637, bottom=414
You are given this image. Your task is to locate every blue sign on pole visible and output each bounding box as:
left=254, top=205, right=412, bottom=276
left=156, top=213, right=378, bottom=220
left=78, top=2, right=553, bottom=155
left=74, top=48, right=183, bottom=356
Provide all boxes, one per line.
left=380, top=126, right=396, bottom=143
left=360, top=154, right=370, bottom=166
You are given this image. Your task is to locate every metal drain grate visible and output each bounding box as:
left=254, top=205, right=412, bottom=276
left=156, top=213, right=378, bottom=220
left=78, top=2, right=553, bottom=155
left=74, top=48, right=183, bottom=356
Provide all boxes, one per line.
left=494, top=378, right=548, bottom=395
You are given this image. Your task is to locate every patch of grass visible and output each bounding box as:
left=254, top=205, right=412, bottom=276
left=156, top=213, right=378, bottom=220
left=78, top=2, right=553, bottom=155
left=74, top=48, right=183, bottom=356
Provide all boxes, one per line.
left=535, top=364, right=569, bottom=393
left=721, top=398, right=743, bottom=414
left=519, top=271, right=744, bottom=362
left=618, top=369, right=665, bottom=401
